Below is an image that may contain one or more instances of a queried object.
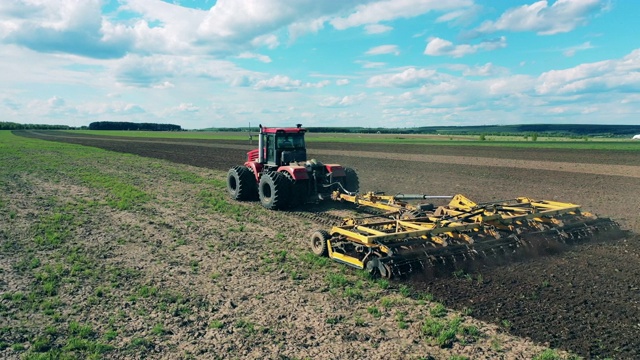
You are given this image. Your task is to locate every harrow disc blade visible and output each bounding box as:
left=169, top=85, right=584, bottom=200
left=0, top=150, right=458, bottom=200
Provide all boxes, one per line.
left=377, top=217, right=627, bottom=279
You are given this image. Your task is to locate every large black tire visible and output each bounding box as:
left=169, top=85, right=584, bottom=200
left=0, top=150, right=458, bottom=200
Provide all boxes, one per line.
left=282, top=171, right=308, bottom=209
left=227, top=166, right=256, bottom=201
left=342, top=167, right=360, bottom=193
left=310, top=230, right=330, bottom=257
left=258, top=171, right=290, bottom=210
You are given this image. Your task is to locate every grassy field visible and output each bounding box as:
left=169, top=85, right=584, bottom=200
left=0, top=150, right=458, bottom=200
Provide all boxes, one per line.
left=0, top=131, right=262, bottom=358
left=0, top=131, right=582, bottom=359
left=68, top=130, right=640, bottom=151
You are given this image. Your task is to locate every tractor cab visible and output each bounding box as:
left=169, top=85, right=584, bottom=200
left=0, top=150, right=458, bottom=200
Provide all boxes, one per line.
left=260, top=124, right=307, bottom=166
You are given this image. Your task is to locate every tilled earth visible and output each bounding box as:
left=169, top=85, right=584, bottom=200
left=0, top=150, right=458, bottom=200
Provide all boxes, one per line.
left=17, top=130, right=640, bottom=359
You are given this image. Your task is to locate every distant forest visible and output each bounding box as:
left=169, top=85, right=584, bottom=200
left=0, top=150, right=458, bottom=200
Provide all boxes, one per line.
left=208, top=124, right=640, bottom=137
left=0, top=121, right=182, bottom=131
left=0, top=122, right=72, bottom=130
left=2, top=121, right=639, bottom=137
left=89, top=122, right=182, bottom=131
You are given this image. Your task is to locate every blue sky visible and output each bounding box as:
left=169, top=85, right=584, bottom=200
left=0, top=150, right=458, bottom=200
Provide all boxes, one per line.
left=1, top=0, right=639, bottom=129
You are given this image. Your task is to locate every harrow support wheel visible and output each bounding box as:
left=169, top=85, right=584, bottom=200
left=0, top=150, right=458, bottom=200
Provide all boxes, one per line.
left=227, top=166, right=256, bottom=201
left=258, top=171, right=290, bottom=210
left=310, top=230, right=330, bottom=257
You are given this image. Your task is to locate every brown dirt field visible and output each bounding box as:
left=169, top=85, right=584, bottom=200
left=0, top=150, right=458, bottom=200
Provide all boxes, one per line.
left=17, top=130, right=640, bottom=359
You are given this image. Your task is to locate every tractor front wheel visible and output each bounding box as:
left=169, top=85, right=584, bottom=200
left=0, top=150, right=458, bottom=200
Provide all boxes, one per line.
left=258, top=171, right=290, bottom=210
left=282, top=171, right=308, bottom=209
left=227, top=166, right=256, bottom=201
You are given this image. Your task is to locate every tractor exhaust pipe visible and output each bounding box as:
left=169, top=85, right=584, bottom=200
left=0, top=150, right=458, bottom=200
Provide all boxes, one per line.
left=258, top=124, right=264, bottom=163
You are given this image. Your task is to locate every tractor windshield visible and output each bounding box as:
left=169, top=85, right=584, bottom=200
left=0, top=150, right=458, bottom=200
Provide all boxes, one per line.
left=277, top=134, right=305, bottom=149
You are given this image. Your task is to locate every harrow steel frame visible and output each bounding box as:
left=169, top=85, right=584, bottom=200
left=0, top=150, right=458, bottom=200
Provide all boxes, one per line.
left=312, top=192, right=618, bottom=278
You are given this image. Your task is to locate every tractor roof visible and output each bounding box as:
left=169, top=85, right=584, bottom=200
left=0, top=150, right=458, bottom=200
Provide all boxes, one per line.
left=261, top=126, right=306, bottom=134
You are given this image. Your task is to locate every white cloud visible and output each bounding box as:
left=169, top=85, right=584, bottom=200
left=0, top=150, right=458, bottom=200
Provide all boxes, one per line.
left=305, top=80, right=331, bottom=89
left=0, top=0, right=133, bottom=58
left=369, top=49, right=640, bottom=123
left=120, top=0, right=206, bottom=54
left=229, top=75, right=253, bottom=87
left=114, top=54, right=255, bottom=88
left=0, top=0, right=637, bottom=128
left=47, top=96, right=65, bottom=107
left=424, top=36, right=506, bottom=58
left=0, top=0, right=375, bottom=60
left=355, top=60, right=386, bottom=68
left=563, top=41, right=594, bottom=57
left=288, top=17, right=328, bottom=41
left=197, top=0, right=362, bottom=44
left=331, top=0, right=472, bottom=29
left=114, top=55, right=190, bottom=87
left=485, top=75, right=536, bottom=95
left=197, top=0, right=293, bottom=39
left=462, top=63, right=508, bottom=77
left=250, top=34, right=280, bottom=49
left=436, top=5, right=482, bottom=26
left=536, top=49, right=640, bottom=95
left=153, top=81, right=175, bottom=89
left=475, top=0, right=604, bottom=35
left=364, top=24, right=392, bottom=34
left=237, top=52, right=272, bottom=63
left=371, top=68, right=538, bottom=110
left=620, top=94, right=640, bottom=104
left=412, top=29, right=429, bottom=38
left=174, top=103, right=200, bottom=112
left=254, top=75, right=301, bottom=91
left=319, top=93, right=367, bottom=107
left=365, top=44, right=399, bottom=55
left=76, top=101, right=146, bottom=116
left=367, top=68, right=438, bottom=88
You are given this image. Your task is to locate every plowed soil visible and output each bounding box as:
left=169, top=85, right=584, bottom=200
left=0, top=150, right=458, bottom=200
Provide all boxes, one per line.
left=17, top=130, right=640, bottom=359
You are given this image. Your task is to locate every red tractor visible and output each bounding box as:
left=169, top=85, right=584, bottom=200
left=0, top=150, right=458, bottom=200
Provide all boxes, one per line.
left=227, top=124, right=359, bottom=210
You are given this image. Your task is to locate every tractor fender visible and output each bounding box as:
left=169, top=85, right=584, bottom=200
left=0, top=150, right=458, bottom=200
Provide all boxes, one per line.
left=246, top=149, right=259, bottom=162
left=278, top=165, right=309, bottom=180
left=244, top=161, right=263, bottom=182
left=324, top=164, right=346, bottom=177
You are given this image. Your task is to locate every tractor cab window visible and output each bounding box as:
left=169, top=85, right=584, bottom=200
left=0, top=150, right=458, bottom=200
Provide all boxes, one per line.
left=265, top=134, right=276, bottom=163
left=292, top=135, right=305, bottom=148
left=277, top=134, right=305, bottom=149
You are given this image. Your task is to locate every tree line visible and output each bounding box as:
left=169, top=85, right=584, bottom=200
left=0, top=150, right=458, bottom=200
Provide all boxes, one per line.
left=0, top=122, right=72, bottom=130
left=209, top=124, right=640, bottom=137
left=1, top=121, right=182, bottom=131
left=88, top=122, right=181, bottom=131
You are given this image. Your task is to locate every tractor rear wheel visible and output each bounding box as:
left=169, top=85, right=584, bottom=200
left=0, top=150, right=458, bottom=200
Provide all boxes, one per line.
left=258, top=171, right=290, bottom=210
left=310, top=230, right=330, bottom=257
left=227, top=166, right=256, bottom=201
left=342, top=167, right=360, bottom=193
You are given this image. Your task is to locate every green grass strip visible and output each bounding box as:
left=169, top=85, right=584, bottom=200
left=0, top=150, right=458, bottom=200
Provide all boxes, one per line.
left=62, top=130, right=640, bottom=151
